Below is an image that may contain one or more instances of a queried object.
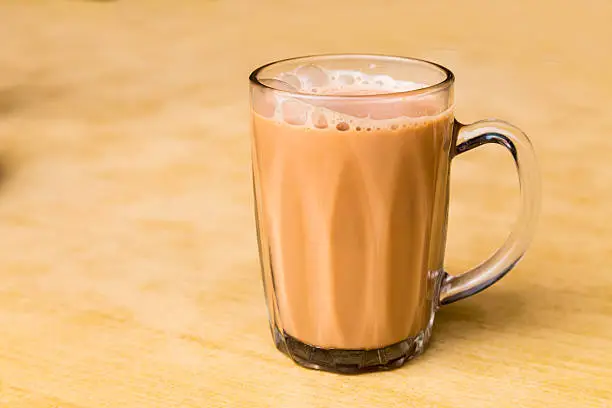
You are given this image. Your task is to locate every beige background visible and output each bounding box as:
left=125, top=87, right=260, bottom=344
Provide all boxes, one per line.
left=1, top=0, right=611, bottom=406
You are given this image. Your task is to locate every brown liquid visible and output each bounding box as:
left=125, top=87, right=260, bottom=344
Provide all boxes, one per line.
left=252, top=107, right=454, bottom=349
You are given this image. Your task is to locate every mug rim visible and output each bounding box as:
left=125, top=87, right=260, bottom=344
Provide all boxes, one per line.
left=249, top=53, right=454, bottom=99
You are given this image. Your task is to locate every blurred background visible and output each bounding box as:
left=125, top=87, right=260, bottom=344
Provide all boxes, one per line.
left=0, top=0, right=610, bottom=406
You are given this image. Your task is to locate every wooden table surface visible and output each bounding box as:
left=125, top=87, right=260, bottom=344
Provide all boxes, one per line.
left=1, top=0, right=611, bottom=406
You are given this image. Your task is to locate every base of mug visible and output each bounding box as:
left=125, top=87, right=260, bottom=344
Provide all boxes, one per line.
left=273, top=321, right=433, bottom=374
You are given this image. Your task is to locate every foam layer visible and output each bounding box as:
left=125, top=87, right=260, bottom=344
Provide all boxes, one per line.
left=279, top=66, right=426, bottom=95
left=253, top=65, right=449, bottom=130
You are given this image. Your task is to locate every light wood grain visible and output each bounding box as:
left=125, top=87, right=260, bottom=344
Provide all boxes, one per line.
left=0, top=0, right=611, bottom=406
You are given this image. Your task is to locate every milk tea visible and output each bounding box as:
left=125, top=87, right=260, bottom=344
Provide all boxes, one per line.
left=251, top=66, right=454, bottom=349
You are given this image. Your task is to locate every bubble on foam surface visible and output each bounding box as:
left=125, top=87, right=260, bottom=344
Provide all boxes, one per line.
left=336, top=122, right=350, bottom=131
left=338, top=74, right=355, bottom=86
left=295, top=64, right=329, bottom=89
left=278, top=73, right=302, bottom=90
left=282, top=99, right=309, bottom=125
left=312, top=108, right=328, bottom=129
left=373, top=75, right=395, bottom=89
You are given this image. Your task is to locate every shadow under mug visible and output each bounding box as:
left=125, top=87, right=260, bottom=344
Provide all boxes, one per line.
left=249, top=54, right=540, bottom=374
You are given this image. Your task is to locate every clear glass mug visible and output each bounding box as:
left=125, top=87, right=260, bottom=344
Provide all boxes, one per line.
left=249, top=54, right=540, bottom=374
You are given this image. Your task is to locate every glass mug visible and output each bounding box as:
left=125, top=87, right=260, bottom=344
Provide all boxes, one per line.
left=249, top=54, right=540, bottom=374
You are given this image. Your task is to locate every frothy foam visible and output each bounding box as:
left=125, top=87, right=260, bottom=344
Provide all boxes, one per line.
left=254, top=65, right=449, bottom=131
left=280, top=66, right=425, bottom=95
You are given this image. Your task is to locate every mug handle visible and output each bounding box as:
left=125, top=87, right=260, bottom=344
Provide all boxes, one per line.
left=439, top=119, right=541, bottom=305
